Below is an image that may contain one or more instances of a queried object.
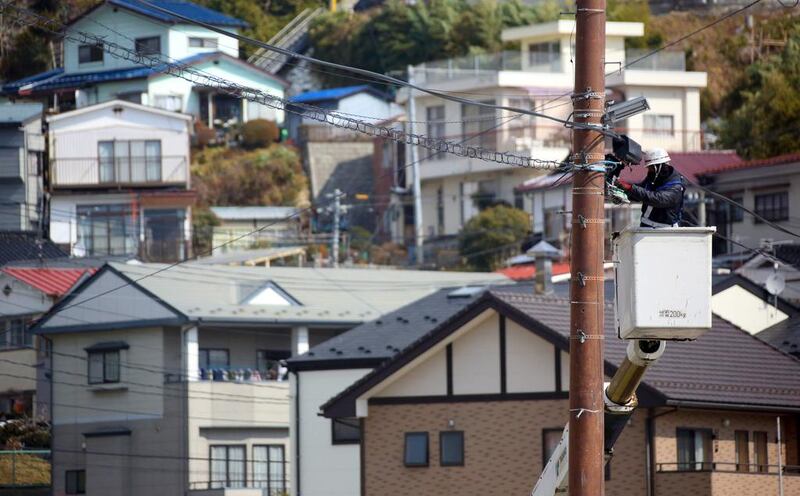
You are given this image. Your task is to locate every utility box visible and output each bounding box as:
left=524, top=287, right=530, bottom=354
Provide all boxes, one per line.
left=614, top=227, right=715, bottom=340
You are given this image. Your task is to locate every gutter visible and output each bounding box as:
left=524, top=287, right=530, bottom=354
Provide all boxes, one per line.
left=665, top=399, right=800, bottom=414
left=294, top=371, right=301, bottom=496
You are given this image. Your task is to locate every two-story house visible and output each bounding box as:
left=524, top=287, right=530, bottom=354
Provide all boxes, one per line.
left=389, top=20, right=707, bottom=240
left=289, top=284, right=800, bottom=496
left=1, top=0, right=286, bottom=128
left=32, top=262, right=508, bottom=495
left=47, top=99, right=194, bottom=262
left=0, top=103, right=46, bottom=233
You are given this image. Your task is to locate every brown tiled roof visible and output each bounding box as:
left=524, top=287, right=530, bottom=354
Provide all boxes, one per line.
left=322, top=286, right=800, bottom=416
left=703, top=152, right=800, bottom=175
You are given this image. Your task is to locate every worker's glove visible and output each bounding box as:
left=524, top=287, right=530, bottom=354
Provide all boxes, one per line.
left=616, top=179, right=633, bottom=191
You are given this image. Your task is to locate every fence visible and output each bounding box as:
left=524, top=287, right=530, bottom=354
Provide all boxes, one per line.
left=0, top=450, right=51, bottom=488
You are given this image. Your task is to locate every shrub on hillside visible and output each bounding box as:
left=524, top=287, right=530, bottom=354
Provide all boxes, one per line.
left=241, top=119, right=280, bottom=149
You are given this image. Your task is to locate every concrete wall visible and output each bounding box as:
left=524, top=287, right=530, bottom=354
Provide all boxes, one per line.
left=711, top=285, right=789, bottom=334
left=293, top=368, right=372, bottom=496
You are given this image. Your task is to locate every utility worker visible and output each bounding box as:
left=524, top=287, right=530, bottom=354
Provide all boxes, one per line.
left=616, top=148, right=686, bottom=228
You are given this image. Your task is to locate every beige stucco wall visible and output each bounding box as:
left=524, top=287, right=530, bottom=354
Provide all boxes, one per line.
left=0, top=348, right=37, bottom=393
left=380, top=348, right=447, bottom=397
left=711, top=285, right=789, bottom=335
left=452, top=312, right=501, bottom=394
left=506, top=319, right=556, bottom=392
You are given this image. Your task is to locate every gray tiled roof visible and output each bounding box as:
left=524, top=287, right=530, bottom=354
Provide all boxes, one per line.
left=0, top=233, right=67, bottom=266
left=288, top=287, right=489, bottom=366
left=757, top=317, right=800, bottom=359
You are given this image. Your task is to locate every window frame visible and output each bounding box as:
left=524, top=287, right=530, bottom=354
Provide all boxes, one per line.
left=209, top=444, right=247, bottom=489
left=189, top=37, right=218, bottom=48
left=78, top=43, right=103, bottom=64
left=87, top=349, right=120, bottom=385
left=541, top=428, right=563, bottom=469
left=404, top=432, right=429, bottom=467
left=134, top=36, right=161, bottom=56
left=76, top=203, right=138, bottom=256
left=439, top=431, right=465, bottom=467
left=676, top=427, right=713, bottom=472
left=65, top=469, right=86, bottom=494
left=754, top=191, right=789, bottom=223
left=331, top=417, right=362, bottom=445
left=643, top=114, right=675, bottom=136
left=426, top=105, right=446, bottom=160
left=199, top=348, right=230, bottom=370
left=461, top=100, right=497, bottom=150
left=753, top=431, right=769, bottom=473
left=734, top=430, right=750, bottom=472
left=252, top=444, right=286, bottom=492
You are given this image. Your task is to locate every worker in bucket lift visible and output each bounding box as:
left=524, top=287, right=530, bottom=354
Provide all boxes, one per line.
left=615, top=148, right=687, bottom=228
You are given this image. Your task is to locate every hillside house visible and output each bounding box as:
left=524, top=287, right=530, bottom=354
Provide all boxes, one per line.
left=33, top=263, right=508, bottom=495
left=387, top=20, right=708, bottom=240
left=1, top=0, right=286, bottom=127
left=289, top=285, right=800, bottom=496
left=47, top=99, right=194, bottom=262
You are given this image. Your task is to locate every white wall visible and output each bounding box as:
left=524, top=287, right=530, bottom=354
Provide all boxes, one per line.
left=711, top=285, right=789, bottom=335
left=294, top=368, right=372, bottom=496
left=452, top=312, right=501, bottom=394
left=168, top=25, right=239, bottom=60
left=506, top=319, right=556, bottom=392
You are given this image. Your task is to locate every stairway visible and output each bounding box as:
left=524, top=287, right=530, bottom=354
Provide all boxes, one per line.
left=248, top=8, right=325, bottom=74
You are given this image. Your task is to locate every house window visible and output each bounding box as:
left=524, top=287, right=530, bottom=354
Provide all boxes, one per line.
left=440, top=431, right=464, bottom=466
left=728, top=195, right=744, bottom=223
left=331, top=418, right=361, bottom=444
left=253, top=445, right=285, bottom=493
left=199, top=349, right=229, bottom=370
left=426, top=105, right=446, bottom=159
left=676, top=428, right=712, bottom=471
left=542, top=428, right=562, bottom=468
left=528, top=41, right=561, bottom=71
left=88, top=350, right=120, bottom=384
left=753, top=431, right=768, bottom=473
left=189, top=37, right=218, bottom=48
left=643, top=114, right=675, bottom=136
left=65, top=469, right=85, bottom=494
left=76, top=204, right=138, bottom=256
left=0, top=318, right=31, bottom=349
left=544, top=208, right=563, bottom=241
left=134, top=36, right=160, bottom=56
left=735, top=430, right=749, bottom=472
left=210, top=445, right=246, bottom=489
left=256, top=350, right=290, bottom=380
left=153, top=95, right=182, bottom=112
left=754, top=192, right=789, bottom=222
left=507, top=97, right=535, bottom=139
left=404, top=432, right=428, bottom=467
left=436, top=186, right=445, bottom=235
left=98, top=140, right=162, bottom=183
left=78, top=43, right=103, bottom=64
left=461, top=100, right=497, bottom=149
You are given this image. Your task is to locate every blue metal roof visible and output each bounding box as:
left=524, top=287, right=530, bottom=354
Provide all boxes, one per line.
left=107, top=0, right=248, bottom=28
left=2, top=53, right=215, bottom=96
left=289, top=85, right=390, bottom=104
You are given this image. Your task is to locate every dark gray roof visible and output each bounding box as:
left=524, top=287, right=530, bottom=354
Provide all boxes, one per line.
left=757, top=317, right=800, bottom=359
left=0, top=233, right=67, bottom=266
left=288, top=287, right=488, bottom=369
left=322, top=285, right=800, bottom=414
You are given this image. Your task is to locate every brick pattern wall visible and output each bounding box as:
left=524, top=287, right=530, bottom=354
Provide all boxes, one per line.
left=363, top=400, right=648, bottom=496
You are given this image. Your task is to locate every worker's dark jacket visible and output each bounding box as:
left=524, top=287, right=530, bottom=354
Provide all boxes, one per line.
left=627, top=167, right=687, bottom=227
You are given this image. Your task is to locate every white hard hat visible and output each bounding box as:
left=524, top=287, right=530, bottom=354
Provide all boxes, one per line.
left=643, top=148, right=670, bottom=167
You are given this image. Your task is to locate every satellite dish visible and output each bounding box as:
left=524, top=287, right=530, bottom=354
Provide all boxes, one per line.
left=766, top=273, right=786, bottom=296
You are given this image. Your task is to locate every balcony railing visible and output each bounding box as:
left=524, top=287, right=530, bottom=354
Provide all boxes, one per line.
left=625, top=49, right=686, bottom=71
left=413, top=51, right=522, bottom=85
left=188, top=460, right=289, bottom=494
left=197, top=365, right=288, bottom=383
left=51, top=156, right=188, bottom=187
left=657, top=462, right=800, bottom=474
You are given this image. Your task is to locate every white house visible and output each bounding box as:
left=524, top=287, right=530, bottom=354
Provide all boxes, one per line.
left=1, top=0, right=287, bottom=127
left=390, top=20, right=707, bottom=239
left=47, top=99, right=195, bottom=262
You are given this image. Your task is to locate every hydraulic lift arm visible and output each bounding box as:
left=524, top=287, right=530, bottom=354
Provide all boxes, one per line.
left=531, top=339, right=666, bottom=496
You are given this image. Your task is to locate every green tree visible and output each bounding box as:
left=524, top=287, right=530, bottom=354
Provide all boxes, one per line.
left=458, top=205, right=530, bottom=271
left=717, top=27, right=800, bottom=159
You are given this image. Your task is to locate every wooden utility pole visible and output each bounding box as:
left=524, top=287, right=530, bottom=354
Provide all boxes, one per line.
left=568, top=0, right=606, bottom=494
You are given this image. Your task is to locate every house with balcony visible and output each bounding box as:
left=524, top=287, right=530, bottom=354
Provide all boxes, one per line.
left=47, top=99, right=195, bottom=262
left=32, top=262, right=508, bottom=495
left=0, top=103, right=46, bottom=234
left=390, top=20, right=708, bottom=240
left=289, top=284, right=800, bottom=496
left=0, top=0, right=286, bottom=128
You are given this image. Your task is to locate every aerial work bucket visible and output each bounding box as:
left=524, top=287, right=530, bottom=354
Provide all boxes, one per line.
left=614, top=227, right=716, bottom=340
